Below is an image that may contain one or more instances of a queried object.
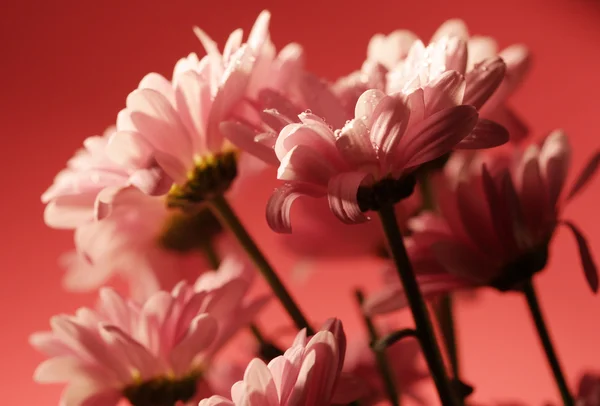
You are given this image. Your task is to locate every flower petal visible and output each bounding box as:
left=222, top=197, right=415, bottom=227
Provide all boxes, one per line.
left=562, top=221, right=599, bottom=293
left=106, top=130, right=153, bottom=169
left=175, top=70, right=213, bottom=154
left=566, top=151, right=600, bottom=202
left=467, top=36, right=499, bottom=68
left=298, top=72, right=348, bottom=129
left=354, top=89, right=387, bottom=127
left=396, top=105, right=478, bottom=172
left=278, top=145, right=337, bottom=185
left=220, top=121, right=279, bottom=165
left=138, top=72, right=175, bottom=105
left=454, top=118, right=509, bottom=149
left=370, top=95, right=410, bottom=166
left=266, top=183, right=325, bottom=233
left=463, top=57, right=506, bottom=110
left=327, top=172, right=372, bottom=224
left=198, top=396, right=235, bottom=406
left=61, top=381, right=121, bottom=406
left=335, top=119, right=377, bottom=168
left=170, top=314, right=218, bottom=374
left=44, top=194, right=97, bottom=229
left=431, top=19, right=469, bottom=42
left=424, top=70, right=466, bottom=116
left=539, top=129, right=571, bottom=208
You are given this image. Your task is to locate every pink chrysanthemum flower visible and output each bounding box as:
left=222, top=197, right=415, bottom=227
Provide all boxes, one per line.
left=41, top=126, right=167, bottom=229
left=31, top=255, right=269, bottom=406
left=266, top=79, right=508, bottom=232
left=198, top=319, right=348, bottom=406
left=338, top=19, right=531, bottom=142
left=364, top=130, right=599, bottom=315
left=343, top=332, right=428, bottom=405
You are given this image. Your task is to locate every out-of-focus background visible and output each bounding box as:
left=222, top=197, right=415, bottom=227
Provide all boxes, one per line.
left=2, top=0, right=600, bottom=404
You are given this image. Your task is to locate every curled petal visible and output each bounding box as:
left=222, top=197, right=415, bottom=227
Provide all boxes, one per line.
left=567, top=151, right=600, bottom=202
left=278, top=145, right=337, bottom=186
left=562, top=221, right=599, bottom=293
left=463, top=57, right=507, bottom=110
left=298, top=72, right=348, bottom=129
left=328, top=172, right=373, bottom=224
left=266, top=183, right=325, bottom=233
left=455, top=118, right=509, bottom=149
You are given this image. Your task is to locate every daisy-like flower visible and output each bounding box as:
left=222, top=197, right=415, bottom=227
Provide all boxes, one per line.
left=340, top=18, right=531, bottom=141
left=198, top=319, right=348, bottom=406
left=41, top=126, right=170, bottom=229
left=30, top=255, right=269, bottom=406
left=364, top=130, right=599, bottom=315
left=266, top=78, right=508, bottom=232
left=343, top=332, right=428, bottom=405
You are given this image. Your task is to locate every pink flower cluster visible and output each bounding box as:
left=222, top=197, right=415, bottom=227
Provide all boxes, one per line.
left=33, top=9, right=600, bottom=406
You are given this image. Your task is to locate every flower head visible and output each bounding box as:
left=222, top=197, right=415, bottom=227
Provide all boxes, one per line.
left=199, top=319, right=347, bottom=406
left=266, top=79, right=508, bottom=232
left=31, top=255, right=268, bottom=406
left=365, top=130, right=600, bottom=315
left=344, top=19, right=531, bottom=141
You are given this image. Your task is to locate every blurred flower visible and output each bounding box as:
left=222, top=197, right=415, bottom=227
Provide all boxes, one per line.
left=266, top=80, right=508, bottom=232
left=575, top=372, right=600, bottom=406
left=364, top=130, right=600, bottom=315
left=343, top=332, right=428, bottom=405
left=41, top=126, right=168, bottom=229
left=30, top=255, right=268, bottom=406
left=64, top=186, right=224, bottom=300
left=198, top=319, right=349, bottom=406
left=337, top=18, right=531, bottom=141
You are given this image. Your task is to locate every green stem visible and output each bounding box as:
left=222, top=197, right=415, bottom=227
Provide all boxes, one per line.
left=377, top=205, right=457, bottom=406
left=355, top=290, right=400, bottom=406
left=522, top=280, right=574, bottom=406
left=208, top=195, right=314, bottom=336
left=437, top=294, right=459, bottom=379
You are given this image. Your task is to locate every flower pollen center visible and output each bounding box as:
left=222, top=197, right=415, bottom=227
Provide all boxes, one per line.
left=123, top=371, right=201, bottom=406
left=167, top=150, right=238, bottom=208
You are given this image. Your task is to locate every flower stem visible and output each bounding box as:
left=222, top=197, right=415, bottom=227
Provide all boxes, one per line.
left=354, top=289, right=400, bottom=406
left=208, top=195, right=314, bottom=335
left=201, top=241, right=221, bottom=269
left=377, top=205, right=457, bottom=406
left=522, top=279, right=574, bottom=406
left=437, top=294, right=460, bottom=380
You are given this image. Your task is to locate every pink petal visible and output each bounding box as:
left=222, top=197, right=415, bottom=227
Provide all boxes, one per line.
left=335, top=119, right=377, bottom=168
left=198, top=396, right=235, bottom=406
left=258, top=89, right=303, bottom=122
left=320, top=318, right=347, bottom=377
left=463, top=57, right=507, bottom=110
left=562, top=221, right=599, bottom=293
left=223, top=29, right=243, bottom=64
left=192, top=27, right=222, bottom=74
left=423, top=70, right=466, bottom=116
left=106, top=130, right=153, bottom=169
left=467, top=36, right=499, bottom=68
left=396, top=105, right=478, bottom=172
left=268, top=355, right=298, bottom=402
left=367, top=30, right=419, bottom=69
left=354, top=89, right=387, bottom=127
left=431, top=19, right=469, bottom=42
left=370, top=95, right=410, bottom=166
left=247, top=10, right=271, bottom=51
left=206, top=45, right=254, bottom=152
left=539, top=129, right=571, bottom=208
left=60, top=252, right=114, bottom=292
left=138, top=72, right=175, bottom=104
left=44, top=194, right=97, bottom=229
left=170, top=314, right=218, bottom=374
left=443, top=37, right=468, bottom=74
left=125, top=88, right=193, bottom=167
left=298, top=72, right=348, bottom=129
left=454, top=118, right=509, bottom=149
left=243, top=358, right=278, bottom=401
left=516, top=146, right=551, bottom=239
left=327, top=172, right=372, bottom=224
left=274, top=120, right=338, bottom=164
left=220, top=121, right=279, bottom=165
left=499, top=44, right=532, bottom=94
left=278, top=145, right=338, bottom=186
left=128, top=167, right=173, bottom=196
left=175, top=70, right=213, bottom=154
left=61, top=382, right=121, bottom=406
left=266, top=182, right=325, bottom=233
left=34, top=357, right=88, bottom=383
left=566, top=151, right=600, bottom=202
left=97, top=288, right=132, bottom=332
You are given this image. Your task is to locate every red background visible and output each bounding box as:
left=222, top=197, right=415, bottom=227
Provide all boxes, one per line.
left=2, top=0, right=600, bottom=404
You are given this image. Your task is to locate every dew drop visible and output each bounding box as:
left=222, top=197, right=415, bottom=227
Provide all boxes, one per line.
left=304, top=109, right=312, bottom=114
